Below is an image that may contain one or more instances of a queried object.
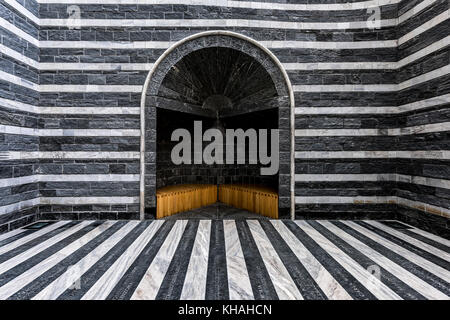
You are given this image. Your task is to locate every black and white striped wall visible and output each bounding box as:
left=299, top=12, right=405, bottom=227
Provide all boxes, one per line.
left=0, top=0, right=448, bottom=235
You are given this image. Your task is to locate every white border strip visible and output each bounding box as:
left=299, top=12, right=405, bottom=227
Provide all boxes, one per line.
left=295, top=150, right=450, bottom=159
left=0, top=174, right=139, bottom=188
left=295, top=93, right=450, bottom=115
left=0, top=97, right=140, bottom=114
left=39, top=196, right=139, bottom=205
left=295, top=121, right=450, bottom=136
left=0, top=125, right=140, bottom=136
left=3, top=151, right=140, bottom=160
left=39, top=18, right=398, bottom=30
left=295, top=196, right=450, bottom=218
left=295, top=173, right=450, bottom=189
left=2, top=35, right=448, bottom=73
left=0, top=198, right=40, bottom=216
left=34, top=0, right=401, bottom=11
left=3, top=63, right=448, bottom=93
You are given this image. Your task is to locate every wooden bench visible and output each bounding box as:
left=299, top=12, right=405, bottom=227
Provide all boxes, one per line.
left=156, top=184, right=217, bottom=218
left=156, top=184, right=278, bottom=219
left=218, top=184, right=278, bottom=219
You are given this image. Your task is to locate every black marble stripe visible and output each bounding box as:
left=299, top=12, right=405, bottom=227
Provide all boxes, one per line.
left=380, top=224, right=450, bottom=254
left=0, top=221, right=79, bottom=264
left=259, top=220, right=327, bottom=300
left=309, top=221, right=425, bottom=300
left=356, top=221, right=450, bottom=271
left=57, top=221, right=153, bottom=300
left=0, top=221, right=104, bottom=288
left=155, top=220, right=200, bottom=300
left=7, top=221, right=128, bottom=300
left=235, top=220, right=278, bottom=300
left=283, top=220, right=376, bottom=300
left=106, top=220, right=176, bottom=300
left=0, top=230, right=36, bottom=248
left=339, top=221, right=450, bottom=296
left=205, top=220, right=229, bottom=300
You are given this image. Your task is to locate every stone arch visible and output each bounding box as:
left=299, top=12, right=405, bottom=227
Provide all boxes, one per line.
left=140, top=30, right=295, bottom=219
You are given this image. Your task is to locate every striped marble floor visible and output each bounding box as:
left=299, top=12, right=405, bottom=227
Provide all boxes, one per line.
left=0, top=219, right=448, bottom=300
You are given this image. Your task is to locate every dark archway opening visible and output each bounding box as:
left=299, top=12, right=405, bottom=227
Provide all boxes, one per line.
left=155, top=47, right=280, bottom=219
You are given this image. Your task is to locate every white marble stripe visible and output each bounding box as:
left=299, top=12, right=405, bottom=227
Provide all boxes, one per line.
left=40, top=18, right=398, bottom=30
left=130, top=220, right=188, bottom=300
left=38, top=40, right=399, bottom=50
left=295, top=196, right=395, bottom=205
left=19, top=0, right=438, bottom=23
left=0, top=198, right=40, bottom=216
left=0, top=175, right=139, bottom=188
left=223, top=220, right=254, bottom=300
left=343, top=221, right=450, bottom=283
left=270, top=220, right=352, bottom=300
left=295, top=174, right=450, bottom=190
left=397, top=36, right=450, bottom=69
left=398, top=64, right=450, bottom=90
left=397, top=93, right=450, bottom=113
left=38, top=174, right=139, bottom=183
left=295, top=121, right=450, bottom=137
left=5, top=61, right=448, bottom=93
left=0, top=97, right=139, bottom=114
left=40, top=197, right=139, bottom=205
left=285, top=61, right=398, bottom=70
left=38, top=84, right=142, bottom=93
left=0, top=221, right=69, bottom=255
left=0, top=228, right=26, bottom=243
left=4, top=151, right=140, bottom=160
left=0, top=44, right=39, bottom=69
left=38, top=62, right=154, bottom=71
left=396, top=197, right=450, bottom=219
left=0, top=125, right=140, bottom=136
left=32, top=221, right=140, bottom=300
left=180, top=220, right=211, bottom=300
left=295, top=220, right=402, bottom=300
left=0, top=221, right=93, bottom=275
left=318, top=220, right=448, bottom=300
left=34, top=0, right=403, bottom=12
left=398, top=0, right=439, bottom=24
left=0, top=175, right=38, bottom=188
left=408, top=228, right=450, bottom=248
left=398, top=10, right=450, bottom=46
left=397, top=174, right=450, bottom=190
left=0, top=70, right=38, bottom=90
left=295, top=93, right=450, bottom=115
left=247, top=220, right=303, bottom=300
left=0, top=18, right=39, bottom=46
left=365, top=221, right=450, bottom=262
left=295, top=150, right=450, bottom=160
left=3, top=0, right=40, bottom=24
left=0, top=94, right=445, bottom=117
left=80, top=220, right=163, bottom=300
left=37, top=106, right=140, bottom=114
left=294, top=196, right=450, bottom=219
left=0, top=221, right=117, bottom=300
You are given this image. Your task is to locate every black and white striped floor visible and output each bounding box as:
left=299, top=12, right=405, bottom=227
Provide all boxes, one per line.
left=0, top=219, right=448, bottom=300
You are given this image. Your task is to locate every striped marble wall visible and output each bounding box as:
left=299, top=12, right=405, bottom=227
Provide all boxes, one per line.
left=0, top=0, right=448, bottom=233
left=0, top=0, right=40, bottom=232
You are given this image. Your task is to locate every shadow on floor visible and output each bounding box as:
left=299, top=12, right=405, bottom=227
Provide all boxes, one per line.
left=162, top=202, right=269, bottom=220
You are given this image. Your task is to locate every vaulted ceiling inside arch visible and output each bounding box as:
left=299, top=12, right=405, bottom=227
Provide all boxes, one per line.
left=157, top=47, right=278, bottom=118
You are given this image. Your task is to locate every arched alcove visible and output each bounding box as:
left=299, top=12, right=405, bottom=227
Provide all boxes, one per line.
left=140, top=31, right=294, bottom=219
